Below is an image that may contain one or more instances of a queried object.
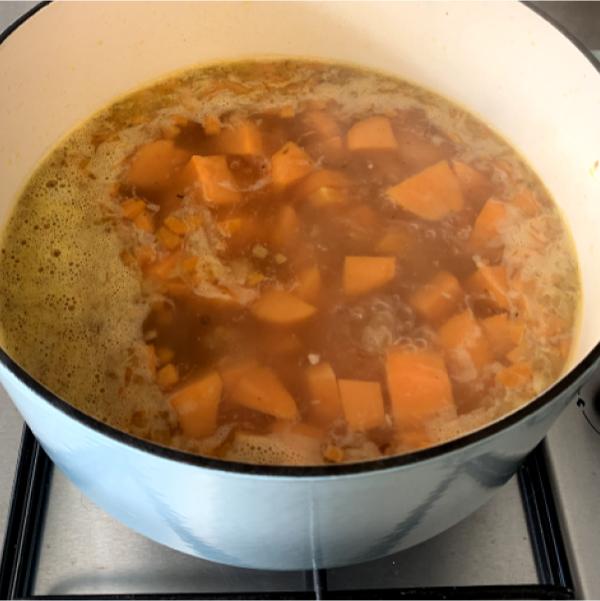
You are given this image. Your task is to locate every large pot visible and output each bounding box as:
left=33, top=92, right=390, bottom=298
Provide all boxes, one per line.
left=0, top=1, right=599, bottom=570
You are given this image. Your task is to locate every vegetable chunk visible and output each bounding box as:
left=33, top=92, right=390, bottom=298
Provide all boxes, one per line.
left=182, top=155, right=241, bottom=205
left=343, top=256, right=396, bottom=296
left=347, top=116, right=397, bottom=151
left=409, top=271, right=464, bottom=323
left=306, top=362, right=342, bottom=425
left=338, top=379, right=385, bottom=431
left=125, top=139, right=190, bottom=190
left=271, top=142, right=313, bottom=188
left=251, top=290, right=317, bottom=325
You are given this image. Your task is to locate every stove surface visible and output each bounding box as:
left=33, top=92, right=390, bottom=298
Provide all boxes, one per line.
left=1, top=2, right=600, bottom=599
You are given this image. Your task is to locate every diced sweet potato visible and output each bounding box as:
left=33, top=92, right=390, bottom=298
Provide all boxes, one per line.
left=294, top=265, right=321, bottom=303
left=387, top=161, right=464, bottom=221
left=511, top=188, right=542, bottom=217
left=157, top=226, right=182, bottom=251
left=271, top=142, right=313, bottom=188
left=217, top=120, right=263, bottom=155
left=231, top=366, right=299, bottom=419
left=270, top=205, right=300, bottom=250
left=219, top=357, right=259, bottom=392
left=169, top=371, right=223, bottom=438
left=133, top=211, right=155, bottom=233
left=163, top=215, right=190, bottom=236
left=181, top=155, right=241, bottom=205
left=338, top=379, right=385, bottom=431
left=250, top=290, right=316, bottom=325
left=451, top=160, right=493, bottom=203
left=438, top=309, right=494, bottom=380
left=468, top=198, right=508, bottom=252
left=466, top=264, right=509, bottom=310
left=347, top=116, right=397, bottom=151
left=306, top=362, right=342, bottom=425
left=343, top=256, right=396, bottom=296
left=481, top=313, right=524, bottom=358
left=121, top=198, right=146, bottom=219
left=125, top=139, right=190, bottom=190
left=156, top=363, right=179, bottom=390
left=386, top=348, right=455, bottom=430
left=409, top=271, right=464, bottom=323
left=496, top=362, right=532, bottom=389
left=397, top=129, right=449, bottom=169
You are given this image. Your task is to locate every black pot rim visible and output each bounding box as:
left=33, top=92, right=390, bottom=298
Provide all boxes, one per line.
left=1, top=0, right=599, bottom=478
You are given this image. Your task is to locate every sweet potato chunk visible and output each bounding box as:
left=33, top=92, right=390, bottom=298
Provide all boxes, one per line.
left=409, top=271, right=464, bottom=323
left=343, top=256, right=396, bottom=296
left=270, top=205, right=300, bottom=250
left=387, top=161, right=464, bottom=221
left=219, top=358, right=259, bottom=393
left=466, top=264, right=509, bottom=310
left=251, top=290, right=316, bottom=325
left=468, top=198, right=508, bottom=252
left=306, top=362, right=342, bottom=425
left=231, top=366, right=299, bottom=419
left=121, top=198, right=146, bottom=219
left=338, top=379, right=385, bottom=431
left=481, top=313, right=524, bottom=358
left=217, top=120, right=264, bottom=155
left=386, top=348, right=455, bottom=430
left=451, top=160, right=493, bottom=203
left=294, top=265, right=321, bottom=303
left=182, top=155, right=241, bottom=205
left=271, top=142, right=313, bottom=188
left=125, top=139, right=190, bottom=190
left=169, top=371, right=223, bottom=438
left=496, top=362, right=533, bottom=389
left=438, top=310, right=494, bottom=380
left=347, top=116, right=397, bottom=151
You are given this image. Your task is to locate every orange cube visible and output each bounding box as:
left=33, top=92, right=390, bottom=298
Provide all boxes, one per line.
left=343, top=256, right=396, bottom=296
left=469, top=198, right=508, bottom=252
left=217, top=120, right=264, bottom=155
left=481, top=314, right=524, bottom=358
left=306, top=362, right=343, bottom=425
left=125, top=139, right=190, bottom=190
left=271, top=142, right=313, bottom=188
left=338, top=379, right=385, bottom=431
left=409, top=271, right=464, bottom=323
left=466, top=264, right=510, bottom=310
left=251, top=290, right=317, bottom=325
left=181, top=155, right=241, bottom=205
left=347, top=116, right=397, bottom=151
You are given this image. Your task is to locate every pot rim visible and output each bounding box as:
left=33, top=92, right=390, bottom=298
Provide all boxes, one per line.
left=1, top=1, right=599, bottom=478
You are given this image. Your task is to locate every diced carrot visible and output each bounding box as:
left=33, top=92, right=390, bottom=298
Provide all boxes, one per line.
left=157, top=226, right=182, bottom=251
left=396, top=129, right=449, bottom=169
left=271, top=142, right=313, bottom=188
left=387, top=161, right=464, bottom=221
left=125, top=139, right=190, bottom=190
left=217, top=120, right=264, bottom=155
left=295, top=265, right=321, bottom=303
left=347, top=116, right=397, bottom=151
left=496, top=362, right=533, bottom=389
left=156, top=346, right=175, bottom=366
left=481, top=314, right=524, bottom=358
left=306, top=362, right=342, bottom=425
left=468, top=198, right=508, bottom=252
left=511, top=188, right=542, bottom=217
left=409, top=271, right=464, bottom=323
left=219, top=357, right=259, bottom=392
left=133, top=210, right=155, bottom=233
left=169, top=371, right=223, bottom=438
left=181, top=155, right=241, bottom=206
left=231, top=366, right=299, bottom=419
left=343, top=256, right=396, bottom=296
left=465, top=264, right=509, bottom=310
left=202, top=114, right=222, bottom=136
left=438, top=309, right=494, bottom=379
left=293, top=169, right=350, bottom=199
left=451, top=160, right=493, bottom=203
left=121, top=198, right=146, bottom=219
left=386, top=348, right=455, bottom=430
left=250, top=290, right=316, bottom=325
left=164, top=215, right=189, bottom=236
left=156, top=363, right=179, bottom=390
left=270, top=205, right=300, bottom=250
left=145, top=344, right=157, bottom=377
left=338, top=379, right=385, bottom=431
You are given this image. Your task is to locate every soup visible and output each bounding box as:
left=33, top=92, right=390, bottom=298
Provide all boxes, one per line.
left=0, top=60, right=579, bottom=465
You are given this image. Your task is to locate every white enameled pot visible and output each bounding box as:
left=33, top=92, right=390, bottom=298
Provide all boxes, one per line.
left=0, top=1, right=599, bottom=570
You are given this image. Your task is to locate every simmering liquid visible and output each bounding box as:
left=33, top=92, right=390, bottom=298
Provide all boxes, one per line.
left=0, top=61, right=580, bottom=465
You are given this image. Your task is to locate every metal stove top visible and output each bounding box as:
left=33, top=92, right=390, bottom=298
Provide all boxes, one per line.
left=1, top=2, right=600, bottom=599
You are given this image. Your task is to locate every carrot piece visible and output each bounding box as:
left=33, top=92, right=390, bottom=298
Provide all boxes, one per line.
left=271, top=142, right=313, bottom=188
left=451, top=160, right=493, bottom=202
left=164, top=215, right=189, bottom=236
left=465, top=264, right=510, bottom=310
left=231, top=366, right=299, bottom=419
left=250, top=290, right=316, bottom=325
left=387, top=161, right=464, bottom=221
left=219, top=358, right=259, bottom=392
left=338, top=379, right=385, bottom=431
left=270, top=205, right=300, bottom=250
left=481, top=314, right=524, bottom=358
left=156, top=363, right=179, bottom=390
left=169, top=371, right=223, bottom=438
left=496, top=362, right=532, bottom=389
left=386, top=348, right=455, bottom=430
left=396, top=129, right=449, bottom=169
left=202, top=114, right=222, bottom=136
left=180, top=155, right=241, bottom=206
left=438, top=309, right=494, bottom=379
left=156, top=346, right=175, bottom=366
left=306, top=362, right=342, bottom=425
left=217, top=120, right=263, bottom=155
left=125, top=139, right=190, bottom=190
left=343, top=256, right=396, bottom=296
left=511, top=188, right=542, bottom=217
left=347, top=116, right=397, bottom=151
left=157, top=226, right=182, bottom=250
left=133, top=210, right=155, bottom=233
left=409, top=271, right=464, bottom=324
left=295, top=265, right=321, bottom=303
left=468, top=198, right=508, bottom=252
left=121, top=198, right=146, bottom=219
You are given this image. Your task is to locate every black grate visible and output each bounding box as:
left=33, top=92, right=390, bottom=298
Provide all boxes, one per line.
left=0, top=427, right=574, bottom=600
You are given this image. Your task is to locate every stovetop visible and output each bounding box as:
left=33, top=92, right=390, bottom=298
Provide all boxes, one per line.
left=1, top=2, right=600, bottom=599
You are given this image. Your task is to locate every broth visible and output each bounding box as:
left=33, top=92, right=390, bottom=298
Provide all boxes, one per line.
left=0, top=60, right=580, bottom=465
